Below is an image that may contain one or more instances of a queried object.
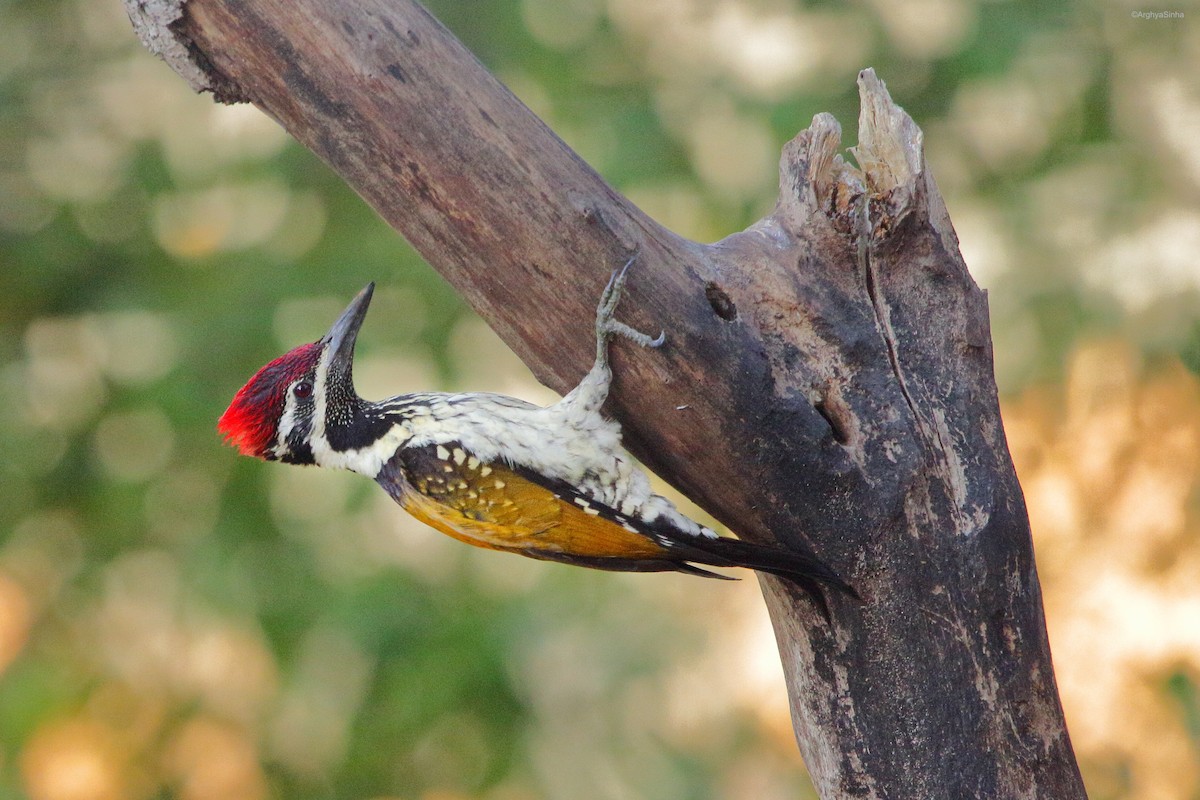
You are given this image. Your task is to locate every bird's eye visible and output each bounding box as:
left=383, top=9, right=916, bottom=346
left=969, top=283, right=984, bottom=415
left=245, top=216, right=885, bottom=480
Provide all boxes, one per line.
left=293, top=381, right=313, bottom=400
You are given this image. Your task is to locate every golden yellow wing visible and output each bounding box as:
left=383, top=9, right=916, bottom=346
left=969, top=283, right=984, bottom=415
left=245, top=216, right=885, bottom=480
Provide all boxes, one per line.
left=375, top=442, right=671, bottom=564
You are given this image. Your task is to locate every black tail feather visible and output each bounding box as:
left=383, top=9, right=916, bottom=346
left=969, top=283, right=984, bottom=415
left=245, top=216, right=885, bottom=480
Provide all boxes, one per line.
left=667, top=535, right=859, bottom=621
left=521, top=536, right=855, bottom=621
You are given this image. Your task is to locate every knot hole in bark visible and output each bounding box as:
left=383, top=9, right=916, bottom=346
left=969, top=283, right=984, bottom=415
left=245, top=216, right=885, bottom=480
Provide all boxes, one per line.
left=705, top=282, right=738, bottom=321
left=813, top=397, right=851, bottom=445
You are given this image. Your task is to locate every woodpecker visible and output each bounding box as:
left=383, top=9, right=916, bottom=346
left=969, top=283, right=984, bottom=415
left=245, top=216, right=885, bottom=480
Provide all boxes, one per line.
left=218, top=256, right=855, bottom=616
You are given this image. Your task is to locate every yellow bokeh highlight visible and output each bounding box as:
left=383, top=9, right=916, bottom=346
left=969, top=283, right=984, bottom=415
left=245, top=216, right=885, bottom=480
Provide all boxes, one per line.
left=20, top=718, right=143, bottom=800
left=0, top=572, right=31, bottom=676
left=163, top=718, right=269, bottom=800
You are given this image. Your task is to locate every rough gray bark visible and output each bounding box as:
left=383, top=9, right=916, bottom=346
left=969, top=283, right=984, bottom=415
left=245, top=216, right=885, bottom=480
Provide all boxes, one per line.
left=125, top=0, right=1088, bottom=796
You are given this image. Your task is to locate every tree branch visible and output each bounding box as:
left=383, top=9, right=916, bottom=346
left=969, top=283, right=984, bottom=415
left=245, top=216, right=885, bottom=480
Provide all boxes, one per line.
left=126, top=0, right=1087, bottom=795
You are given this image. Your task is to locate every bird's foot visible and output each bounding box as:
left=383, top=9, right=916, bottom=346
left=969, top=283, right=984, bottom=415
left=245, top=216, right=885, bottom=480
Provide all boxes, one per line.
left=595, top=250, right=666, bottom=350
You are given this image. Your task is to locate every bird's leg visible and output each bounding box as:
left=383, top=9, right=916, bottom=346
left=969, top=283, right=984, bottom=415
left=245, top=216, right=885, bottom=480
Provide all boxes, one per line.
left=560, top=252, right=665, bottom=415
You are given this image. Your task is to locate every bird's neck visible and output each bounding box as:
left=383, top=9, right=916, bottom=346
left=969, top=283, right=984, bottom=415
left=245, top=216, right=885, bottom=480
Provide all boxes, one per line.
left=309, top=394, right=426, bottom=476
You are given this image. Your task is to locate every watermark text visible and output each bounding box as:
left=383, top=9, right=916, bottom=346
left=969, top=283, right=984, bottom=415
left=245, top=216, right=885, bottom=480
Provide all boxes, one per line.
left=1131, top=10, right=1184, bottom=19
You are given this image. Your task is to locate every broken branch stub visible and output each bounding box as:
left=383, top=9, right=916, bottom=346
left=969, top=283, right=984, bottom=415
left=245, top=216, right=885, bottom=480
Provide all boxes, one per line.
left=716, top=70, right=1085, bottom=798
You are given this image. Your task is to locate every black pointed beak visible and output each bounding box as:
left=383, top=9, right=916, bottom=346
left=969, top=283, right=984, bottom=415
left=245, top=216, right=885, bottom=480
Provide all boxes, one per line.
left=322, top=282, right=374, bottom=383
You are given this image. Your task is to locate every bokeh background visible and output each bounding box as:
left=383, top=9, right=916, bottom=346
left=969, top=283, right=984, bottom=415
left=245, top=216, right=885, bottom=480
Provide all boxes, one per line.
left=1, top=0, right=1198, bottom=797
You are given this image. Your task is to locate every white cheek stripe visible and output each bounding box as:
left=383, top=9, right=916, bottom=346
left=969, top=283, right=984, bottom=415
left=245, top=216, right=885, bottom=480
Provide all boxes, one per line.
left=308, top=347, right=337, bottom=465
left=311, top=349, right=332, bottom=437
left=273, top=390, right=301, bottom=458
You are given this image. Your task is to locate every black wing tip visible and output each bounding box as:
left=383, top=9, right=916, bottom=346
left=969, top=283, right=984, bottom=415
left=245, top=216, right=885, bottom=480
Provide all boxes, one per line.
left=676, top=563, right=740, bottom=581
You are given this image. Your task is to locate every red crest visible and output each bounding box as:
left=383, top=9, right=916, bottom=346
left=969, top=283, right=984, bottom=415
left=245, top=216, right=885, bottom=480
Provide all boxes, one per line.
left=218, top=343, right=322, bottom=458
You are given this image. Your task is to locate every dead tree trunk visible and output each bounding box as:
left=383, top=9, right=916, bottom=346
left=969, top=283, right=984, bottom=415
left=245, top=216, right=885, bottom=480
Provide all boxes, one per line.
left=125, top=0, right=1087, bottom=796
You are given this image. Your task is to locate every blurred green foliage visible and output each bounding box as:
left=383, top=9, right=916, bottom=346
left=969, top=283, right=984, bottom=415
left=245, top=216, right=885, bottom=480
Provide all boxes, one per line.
left=1, top=0, right=1197, bottom=798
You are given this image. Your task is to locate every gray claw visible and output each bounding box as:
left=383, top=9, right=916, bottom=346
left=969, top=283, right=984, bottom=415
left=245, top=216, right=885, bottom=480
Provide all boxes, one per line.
left=606, top=320, right=666, bottom=349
